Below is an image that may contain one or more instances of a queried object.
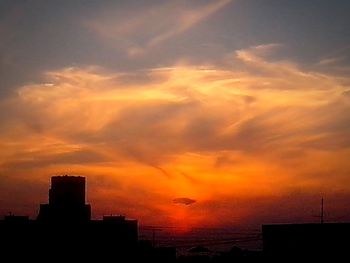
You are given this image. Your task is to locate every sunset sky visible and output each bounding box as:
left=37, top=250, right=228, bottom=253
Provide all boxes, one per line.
left=1, top=0, right=350, bottom=230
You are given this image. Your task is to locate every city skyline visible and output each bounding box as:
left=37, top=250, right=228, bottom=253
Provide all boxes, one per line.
left=1, top=0, right=350, bottom=231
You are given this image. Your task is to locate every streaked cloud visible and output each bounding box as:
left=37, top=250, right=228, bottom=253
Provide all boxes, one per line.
left=86, top=0, right=232, bottom=56
left=318, top=57, right=345, bottom=66
left=1, top=45, right=350, bottom=226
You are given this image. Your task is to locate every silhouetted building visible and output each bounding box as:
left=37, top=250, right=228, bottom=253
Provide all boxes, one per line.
left=0, top=175, right=178, bottom=262
left=0, top=175, right=142, bottom=261
left=50, top=175, right=85, bottom=205
left=4, top=215, right=29, bottom=222
left=0, top=176, right=180, bottom=263
left=37, top=175, right=91, bottom=221
left=263, top=223, right=350, bottom=260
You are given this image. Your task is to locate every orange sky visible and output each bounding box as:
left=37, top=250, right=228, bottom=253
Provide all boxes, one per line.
left=1, top=45, right=350, bottom=229
left=1, top=1, right=350, bottom=230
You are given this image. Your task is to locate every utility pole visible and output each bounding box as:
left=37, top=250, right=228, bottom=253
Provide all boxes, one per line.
left=141, top=225, right=163, bottom=247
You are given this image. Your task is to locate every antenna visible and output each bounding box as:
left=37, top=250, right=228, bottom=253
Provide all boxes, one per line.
left=152, top=227, right=156, bottom=247
left=321, top=197, right=324, bottom=224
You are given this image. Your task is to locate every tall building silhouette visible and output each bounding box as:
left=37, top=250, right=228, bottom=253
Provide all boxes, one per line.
left=50, top=175, right=86, bottom=206
left=37, top=175, right=91, bottom=221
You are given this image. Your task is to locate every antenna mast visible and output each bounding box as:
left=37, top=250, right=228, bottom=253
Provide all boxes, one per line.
left=320, top=197, right=324, bottom=224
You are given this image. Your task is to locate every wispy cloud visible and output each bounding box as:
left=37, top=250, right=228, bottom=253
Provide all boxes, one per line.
left=1, top=45, right=350, bottom=226
left=145, top=0, right=232, bottom=47
left=86, top=0, right=232, bottom=56
left=317, top=45, right=350, bottom=69
left=318, top=57, right=345, bottom=66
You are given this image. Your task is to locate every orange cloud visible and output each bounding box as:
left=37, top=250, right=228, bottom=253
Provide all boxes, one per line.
left=1, top=46, right=350, bottom=228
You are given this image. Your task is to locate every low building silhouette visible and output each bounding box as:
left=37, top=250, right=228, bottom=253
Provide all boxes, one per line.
left=263, top=223, right=350, bottom=261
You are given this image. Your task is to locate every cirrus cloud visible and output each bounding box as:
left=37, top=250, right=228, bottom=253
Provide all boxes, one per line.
left=0, top=45, right=350, bottom=226
left=86, top=0, right=232, bottom=56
